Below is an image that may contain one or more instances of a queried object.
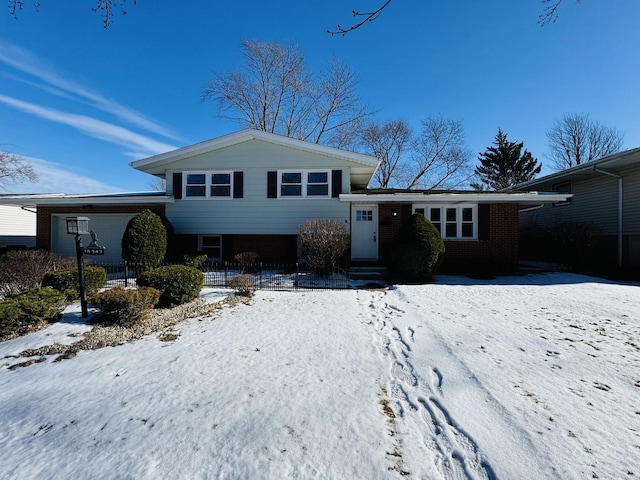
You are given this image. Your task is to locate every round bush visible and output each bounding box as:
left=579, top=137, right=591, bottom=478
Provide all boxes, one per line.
left=42, top=266, right=107, bottom=300
left=137, top=265, right=204, bottom=307
left=90, top=286, right=161, bottom=327
left=121, top=210, right=167, bottom=268
left=391, top=213, right=445, bottom=282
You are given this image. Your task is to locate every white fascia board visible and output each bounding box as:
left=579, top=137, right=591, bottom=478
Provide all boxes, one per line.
left=0, top=194, right=174, bottom=207
left=339, top=192, right=573, bottom=205
left=131, top=129, right=380, bottom=173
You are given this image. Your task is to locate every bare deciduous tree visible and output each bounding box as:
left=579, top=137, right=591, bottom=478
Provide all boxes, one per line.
left=8, top=0, right=136, bottom=28
left=328, top=0, right=392, bottom=36
left=360, top=119, right=412, bottom=188
left=406, top=116, right=473, bottom=189
left=202, top=40, right=371, bottom=148
left=546, top=113, right=624, bottom=170
left=539, top=0, right=581, bottom=26
left=0, top=151, right=37, bottom=189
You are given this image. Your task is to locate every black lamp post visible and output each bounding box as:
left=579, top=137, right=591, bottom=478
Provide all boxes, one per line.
left=66, top=216, right=90, bottom=318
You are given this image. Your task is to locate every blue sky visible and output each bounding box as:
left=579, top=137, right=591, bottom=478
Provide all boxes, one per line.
left=1, top=0, right=639, bottom=193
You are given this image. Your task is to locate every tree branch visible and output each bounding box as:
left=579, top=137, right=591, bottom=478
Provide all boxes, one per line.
left=327, top=0, right=392, bottom=36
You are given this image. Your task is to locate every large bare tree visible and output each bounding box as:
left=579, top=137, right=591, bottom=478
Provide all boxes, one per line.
left=406, top=116, right=473, bottom=189
left=202, top=40, right=371, bottom=148
left=0, top=150, right=37, bottom=189
left=546, top=113, right=624, bottom=170
left=360, top=119, right=412, bottom=188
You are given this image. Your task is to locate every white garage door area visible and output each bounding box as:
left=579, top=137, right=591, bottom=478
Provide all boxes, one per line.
left=50, top=214, right=136, bottom=264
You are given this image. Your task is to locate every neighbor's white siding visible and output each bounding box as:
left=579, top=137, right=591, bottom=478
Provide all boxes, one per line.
left=0, top=205, right=36, bottom=246
left=165, top=141, right=352, bottom=235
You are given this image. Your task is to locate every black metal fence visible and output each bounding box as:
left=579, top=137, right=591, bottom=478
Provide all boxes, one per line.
left=93, top=262, right=352, bottom=291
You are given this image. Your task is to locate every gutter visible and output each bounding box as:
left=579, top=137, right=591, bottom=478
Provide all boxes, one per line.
left=593, top=167, right=623, bottom=267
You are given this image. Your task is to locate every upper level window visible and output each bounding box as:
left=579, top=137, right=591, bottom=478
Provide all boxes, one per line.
left=279, top=170, right=330, bottom=198
left=185, top=171, right=233, bottom=199
left=414, top=204, right=477, bottom=240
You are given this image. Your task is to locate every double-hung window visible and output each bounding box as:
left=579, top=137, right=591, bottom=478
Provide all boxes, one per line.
left=198, top=235, right=222, bottom=260
left=414, top=204, right=477, bottom=240
left=279, top=170, right=330, bottom=198
left=185, top=171, right=233, bottom=199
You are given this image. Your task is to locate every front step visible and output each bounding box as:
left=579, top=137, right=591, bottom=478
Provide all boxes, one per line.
left=348, top=266, right=389, bottom=286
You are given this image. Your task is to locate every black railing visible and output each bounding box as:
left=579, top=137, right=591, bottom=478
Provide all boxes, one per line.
left=94, top=262, right=352, bottom=291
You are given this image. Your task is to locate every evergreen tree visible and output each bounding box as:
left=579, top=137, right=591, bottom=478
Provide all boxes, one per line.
left=473, top=129, right=541, bottom=190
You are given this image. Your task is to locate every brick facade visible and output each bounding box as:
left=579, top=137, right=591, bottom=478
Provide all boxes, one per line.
left=377, top=203, right=519, bottom=273
left=175, top=233, right=297, bottom=263
left=36, top=205, right=165, bottom=251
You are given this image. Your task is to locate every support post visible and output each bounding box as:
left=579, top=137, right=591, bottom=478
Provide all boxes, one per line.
left=75, top=234, right=88, bottom=318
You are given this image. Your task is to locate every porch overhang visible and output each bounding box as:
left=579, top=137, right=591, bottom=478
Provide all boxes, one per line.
left=339, top=191, right=573, bottom=205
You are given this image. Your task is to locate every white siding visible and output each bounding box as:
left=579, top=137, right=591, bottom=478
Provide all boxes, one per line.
left=51, top=214, right=135, bottom=263
left=165, top=140, right=352, bottom=235
left=0, top=205, right=36, bottom=236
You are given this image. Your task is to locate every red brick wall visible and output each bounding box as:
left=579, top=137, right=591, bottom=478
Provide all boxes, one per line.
left=36, top=205, right=165, bottom=251
left=224, top=234, right=296, bottom=263
left=378, top=203, right=519, bottom=273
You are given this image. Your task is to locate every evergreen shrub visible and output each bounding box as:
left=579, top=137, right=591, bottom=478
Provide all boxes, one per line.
left=391, top=213, right=445, bottom=282
left=90, top=286, right=161, bottom=326
left=0, top=288, right=66, bottom=341
left=42, top=266, right=107, bottom=300
left=121, top=210, right=167, bottom=269
left=137, top=265, right=204, bottom=307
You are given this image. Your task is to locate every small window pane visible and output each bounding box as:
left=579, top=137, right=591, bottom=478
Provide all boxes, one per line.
left=308, top=172, right=328, bottom=183
left=186, top=174, right=206, bottom=185
left=211, top=173, right=231, bottom=184
left=186, top=186, right=206, bottom=197
left=202, top=236, right=221, bottom=248
left=281, top=185, right=302, bottom=196
left=462, top=208, right=473, bottom=222
left=446, top=208, right=457, bottom=222
left=461, top=223, right=473, bottom=237
left=211, top=186, right=231, bottom=197
left=282, top=172, right=302, bottom=184
left=307, top=184, right=329, bottom=196
left=430, top=208, right=441, bottom=222
left=446, top=223, right=457, bottom=237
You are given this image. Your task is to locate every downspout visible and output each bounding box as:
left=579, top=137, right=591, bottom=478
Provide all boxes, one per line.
left=593, top=167, right=623, bottom=268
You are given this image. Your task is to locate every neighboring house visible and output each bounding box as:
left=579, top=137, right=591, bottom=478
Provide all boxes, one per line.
left=0, top=204, right=36, bottom=248
left=515, top=147, right=640, bottom=269
left=0, top=130, right=570, bottom=273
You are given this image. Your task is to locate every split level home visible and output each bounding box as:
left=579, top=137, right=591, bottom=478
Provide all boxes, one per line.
left=0, top=129, right=570, bottom=273
left=515, top=147, right=640, bottom=271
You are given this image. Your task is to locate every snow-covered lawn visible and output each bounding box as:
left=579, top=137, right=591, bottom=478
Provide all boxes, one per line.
left=1, top=273, right=638, bottom=479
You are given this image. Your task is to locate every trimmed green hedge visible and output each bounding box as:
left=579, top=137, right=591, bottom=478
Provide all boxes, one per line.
left=90, top=286, right=161, bottom=327
left=0, top=288, right=67, bottom=341
left=121, top=210, right=167, bottom=268
left=42, top=266, right=107, bottom=300
left=137, top=265, right=204, bottom=307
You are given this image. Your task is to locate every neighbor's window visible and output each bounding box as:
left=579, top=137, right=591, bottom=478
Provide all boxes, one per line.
left=414, top=204, right=477, bottom=240
left=184, top=171, right=233, bottom=199
left=199, top=235, right=222, bottom=260
left=279, top=170, right=330, bottom=198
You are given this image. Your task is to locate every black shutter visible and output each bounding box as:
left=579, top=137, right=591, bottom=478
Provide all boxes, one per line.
left=173, top=172, right=183, bottom=199
left=332, top=169, right=342, bottom=198
left=233, top=171, right=244, bottom=198
left=478, top=204, right=490, bottom=240
left=267, top=171, right=277, bottom=198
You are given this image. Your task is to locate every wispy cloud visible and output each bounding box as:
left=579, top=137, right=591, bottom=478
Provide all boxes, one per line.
left=0, top=39, right=182, bottom=142
left=3, top=156, right=124, bottom=194
left=0, top=94, right=178, bottom=157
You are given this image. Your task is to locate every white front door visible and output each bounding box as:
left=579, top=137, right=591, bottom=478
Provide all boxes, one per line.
left=351, top=206, right=378, bottom=260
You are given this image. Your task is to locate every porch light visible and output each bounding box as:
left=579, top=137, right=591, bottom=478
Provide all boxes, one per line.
left=65, top=216, right=90, bottom=235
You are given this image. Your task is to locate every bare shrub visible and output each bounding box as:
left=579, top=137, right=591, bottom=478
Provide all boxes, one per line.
left=297, top=219, right=350, bottom=276
left=229, top=274, right=255, bottom=297
left=234, top=252, right=258, bottom=273
left=0, top=250, right=65, bottom=298
left=90, top=286, right=161, bottom=327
